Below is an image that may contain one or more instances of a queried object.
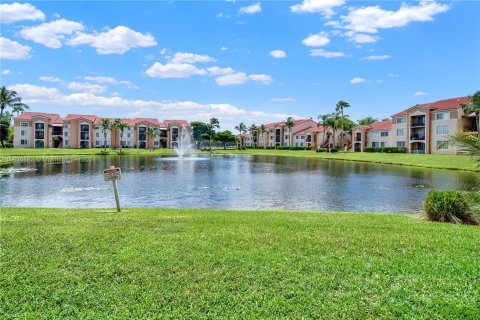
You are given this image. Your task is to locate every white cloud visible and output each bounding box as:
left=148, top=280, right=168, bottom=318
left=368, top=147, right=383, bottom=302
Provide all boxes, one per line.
left=67, top=82, right=107, bottom=94
left=345, top=32, right=378, bottom=44
left=343, top=1, right=449, bottom=34
left=0, top=2, right=45, bottom=24
left=67, top=26, right=157, bottom=54
left=7, top=83, right=301, bottom=130
left=302, top=32, right=330, bottom=47
left=39, top=76, right=63, bottom=83
left=310, top=49, right=345, bottom=58
left=0, top=37, right=32, bottom=60
left=239, top=3, right=262, bottom=15
left=19, top=19, right=84, bottom=48
left=388, top=73, right=399, bottom=77
left=350, top=77, right=367, bottom=84
left=168, top=52, right=216, bottom=64
left=216, top=72, right=248, bottom=86
left=207, top=66, right=235, bottom=76
left=2, top=69, right=12, bottom=75
left=291, top=0, right=345, bottom=16
left=248, top=74, right=273, bottom=84
left=82, top=76, right=137, bottom=88
left=272, top=97, right=296, bottom=102
left=269, top=49, right=286, bottom=58
left=220, top=46, right=228, bottom=51
left=414, top=91, right=426, bottom=96
left=361, top=55, right=390, bottom=60
left=145, top=62, right=207, bottom=78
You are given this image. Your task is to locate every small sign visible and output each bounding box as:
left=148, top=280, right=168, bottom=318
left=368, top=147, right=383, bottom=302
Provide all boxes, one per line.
left=104, top=167, right=122, bottom=181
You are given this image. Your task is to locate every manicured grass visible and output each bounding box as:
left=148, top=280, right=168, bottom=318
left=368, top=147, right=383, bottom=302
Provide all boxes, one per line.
left=2, top=207, right=479, bottom=318
left=0, top=147, right=177, bottom=157
left=217, top=149, right=479, bottom=171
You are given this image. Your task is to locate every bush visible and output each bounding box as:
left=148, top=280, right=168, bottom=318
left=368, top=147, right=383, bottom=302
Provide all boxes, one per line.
left=424, top=190, right=478, bottom=225
left=316, top=147, right=338, bottom=153
left=364, top=147, right=407, bottom=153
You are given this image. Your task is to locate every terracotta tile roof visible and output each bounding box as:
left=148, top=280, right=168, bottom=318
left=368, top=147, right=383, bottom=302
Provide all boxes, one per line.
left=64, top=114, right=97, bottom=122
left=94, top=118, right=136, bottom=126
left=392, top=96, right=469, bottom=117
left=240, top=134, right=252, bottom=138
left=16, top=112, right=61, bottom=122
left=164, top=120, right=190, bottom=127
left=134, top=118, right=162, bottom=126
left=368, top=120, right=392, bottom=131
left=296, top=125, right=329, bottom=135
left=264, top=118, right=314, bottom=129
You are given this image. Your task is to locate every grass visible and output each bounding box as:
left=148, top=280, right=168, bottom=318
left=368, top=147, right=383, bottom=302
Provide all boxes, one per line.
left=1, top=207, right=479, bottom=319
left=1, top=147, right=478, bottom=171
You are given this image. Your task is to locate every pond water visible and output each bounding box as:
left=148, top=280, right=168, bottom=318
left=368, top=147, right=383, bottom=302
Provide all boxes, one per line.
left=1, top=155, right=478, bottom=213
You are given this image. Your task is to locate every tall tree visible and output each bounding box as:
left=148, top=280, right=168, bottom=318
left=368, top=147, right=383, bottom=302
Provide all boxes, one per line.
left=460, top=90, right=480, bottom=137
left=145, top=127, right=158, bottom=149
left=100, top=118, right=111, bottom=152
left=112, top=119, right=129, bottom=151
left=190, top=121, right=209, bottom=149
left=317, top=113, right=331, bottom=147
left=111, top=118, right=124, bottom=148
left=335, top=100, right=351, bottom=142
left=325, top=113, right=340, bottom=147
left=358, top=117, right=378, bottom=126
left=259, top=124, right=268, bottom=149
left=0, top=86, right=29, bottom=147
left=234, top=122, right=247, bottom=149
left=285, top=117, right=295, bottom=149
left=249, top=124, right=257, bottom=148
left=214, top=130, right=237, bottom=149
left=207, top=118, right=220, bottom=151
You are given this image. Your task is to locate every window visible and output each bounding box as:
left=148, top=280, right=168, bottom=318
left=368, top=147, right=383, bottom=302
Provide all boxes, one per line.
left=35, top=123, right=45, bottom=130
left=397, top=141, right=406, bottom=147
left=64, top=124, right=70, bottom=129
left=127, top=133, right=131, bottom=138
left=96, top=141, right=100, bottom=146
left=21, top=130, right=26, bottom=136
left=380, top=142, right=388, bottom=147
left=372, top=142, right=380, bottom=147
left=285, top=135, right=289, bottom=139
left=64, top=132, right=68, bottom=137
left=380, top=131, right=389, bottom=137
left=154, top=141, right=159, bottom=146
left=20, top=139, right=27, bottom=145
left=96, top=132, right=100, bottom=138
left=436, top=141, right=448, bottom=149
left=396, top=128, right=405, bottom=136
left=371, top=132, right=380, bottom=138
left=64, top=140, right=69, bottom=146
left=20, top=122, right=28, bottom=127
left=396, top=117, right=406, bottom=124
left=435, top=112, right=450, bottom=120
left=436, top=125, right=449, bottom=135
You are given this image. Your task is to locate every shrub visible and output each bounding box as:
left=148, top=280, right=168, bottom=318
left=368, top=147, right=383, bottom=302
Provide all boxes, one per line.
left=364, top=147, right=407, bottom=153
left=316, top=147, right=338, bottom=153
left=424, top=190, right=478, bottom=225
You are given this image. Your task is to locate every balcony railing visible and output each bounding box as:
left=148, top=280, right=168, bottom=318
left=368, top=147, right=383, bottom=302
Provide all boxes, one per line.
left=411, top=149, right=425, bottom=154
left=355, top=137, right=362, bottom=142
left=410, top=135, right=425, bottom=141
left=52, top=129, right=62, bottom=136
left=411, top=122, right=425, bottom=127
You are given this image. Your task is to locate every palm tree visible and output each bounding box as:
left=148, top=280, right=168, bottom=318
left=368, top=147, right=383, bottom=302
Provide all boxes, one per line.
left=145, top=127, right=158, bottom=150
left=259, top=124, right=268, bottom=149
left=460, top=90, right=480, bottom=137
left=111, top=118, right=123, bottom=148
left=234, top=122, right=247, bottom=149
left=100, top=118, right=111, bottom=152
left=335, top=100, right=350, bottom=142
left=326, top=113, right=340, bottom=147
left=249, top=124, right=257, bottom=148
left=449, top=131, right=480, bottom=165
left=317, top=113, right=331, bottom=147
left=207, top=117, right=220, bottom=151
left=0, top=86, right=29, bottom=147
left=358, top=117, right=378, bottom=126
left=285, top=117, right=295, bottom=149
left=113, top=119, right=129, bottom=152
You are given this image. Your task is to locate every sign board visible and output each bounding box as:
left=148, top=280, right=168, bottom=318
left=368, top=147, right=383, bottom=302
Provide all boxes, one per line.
left=103, top=167, right=122, bottom=181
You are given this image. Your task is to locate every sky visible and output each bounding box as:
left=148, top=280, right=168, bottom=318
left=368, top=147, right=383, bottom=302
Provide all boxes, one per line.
left=1, top=0, right=479, bottom=130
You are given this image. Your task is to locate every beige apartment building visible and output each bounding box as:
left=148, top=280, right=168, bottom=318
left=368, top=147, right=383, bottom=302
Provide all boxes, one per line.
left=13, top=112, right=192, bottom=149
left=352, top=96, right=475, bottom=154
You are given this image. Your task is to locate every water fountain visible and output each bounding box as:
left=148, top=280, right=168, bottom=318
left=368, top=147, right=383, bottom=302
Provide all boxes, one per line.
left=174, top=125, right=192, bottom=159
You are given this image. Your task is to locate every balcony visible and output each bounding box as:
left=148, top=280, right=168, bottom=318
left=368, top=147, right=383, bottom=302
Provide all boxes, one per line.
left=411, top=149, right=425, bottom=154
left=35, top=131, right=45, bottom=139
left=410, top=135, right=425, bottom=141
left=411, top=121, right=425, bottom=127
left=52, top=129, right=62, bottom=136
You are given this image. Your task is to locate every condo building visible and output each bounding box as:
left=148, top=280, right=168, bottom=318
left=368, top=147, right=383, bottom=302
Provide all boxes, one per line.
left=13, top=112, right=192, bottom=149
left=352, top=96, right=475, bottom=154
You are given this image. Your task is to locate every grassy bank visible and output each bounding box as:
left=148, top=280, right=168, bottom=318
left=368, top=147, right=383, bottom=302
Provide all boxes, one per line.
left=1, top=147, right=478, bottom=171
left=2, top=207, right=479, bottom=318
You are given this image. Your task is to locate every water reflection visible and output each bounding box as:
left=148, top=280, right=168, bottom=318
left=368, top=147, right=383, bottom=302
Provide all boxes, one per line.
left=1, top=155, right=478, bottom=213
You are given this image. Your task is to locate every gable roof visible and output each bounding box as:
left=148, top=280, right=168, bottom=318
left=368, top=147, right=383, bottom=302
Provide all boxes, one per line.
left=392, top=96, right=469, bottom=117
left=16, top=112, right=61, bottom=122
left=164, top=120, right=190, bottom=127
left=64, top=114, right=97, bottom=122
left=134, top=118, right=162, bottom=126
left=368, top=120, right=392, bottom=131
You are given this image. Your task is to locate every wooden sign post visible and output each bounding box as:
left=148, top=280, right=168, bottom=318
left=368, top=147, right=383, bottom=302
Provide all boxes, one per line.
left=103, top=166, right=122, bottom=212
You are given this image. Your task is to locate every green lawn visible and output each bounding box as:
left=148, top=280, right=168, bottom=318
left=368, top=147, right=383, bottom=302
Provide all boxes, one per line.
left=0, top=147, right=177, bottom=157
left=2, top=208, right=479, bottom=319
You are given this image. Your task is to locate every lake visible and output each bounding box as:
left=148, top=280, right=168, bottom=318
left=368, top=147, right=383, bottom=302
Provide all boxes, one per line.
left=1, top=155, right=478, bottom=213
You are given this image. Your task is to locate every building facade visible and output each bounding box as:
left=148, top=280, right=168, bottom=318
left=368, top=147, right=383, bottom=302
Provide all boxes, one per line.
left=13, top=112, right=192, bottom=149
left=352, top=96, right=476, bottom=154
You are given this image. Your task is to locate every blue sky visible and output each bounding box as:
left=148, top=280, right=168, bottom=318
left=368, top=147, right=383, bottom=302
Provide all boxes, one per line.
left=1, top=1, right=479, bottom=129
